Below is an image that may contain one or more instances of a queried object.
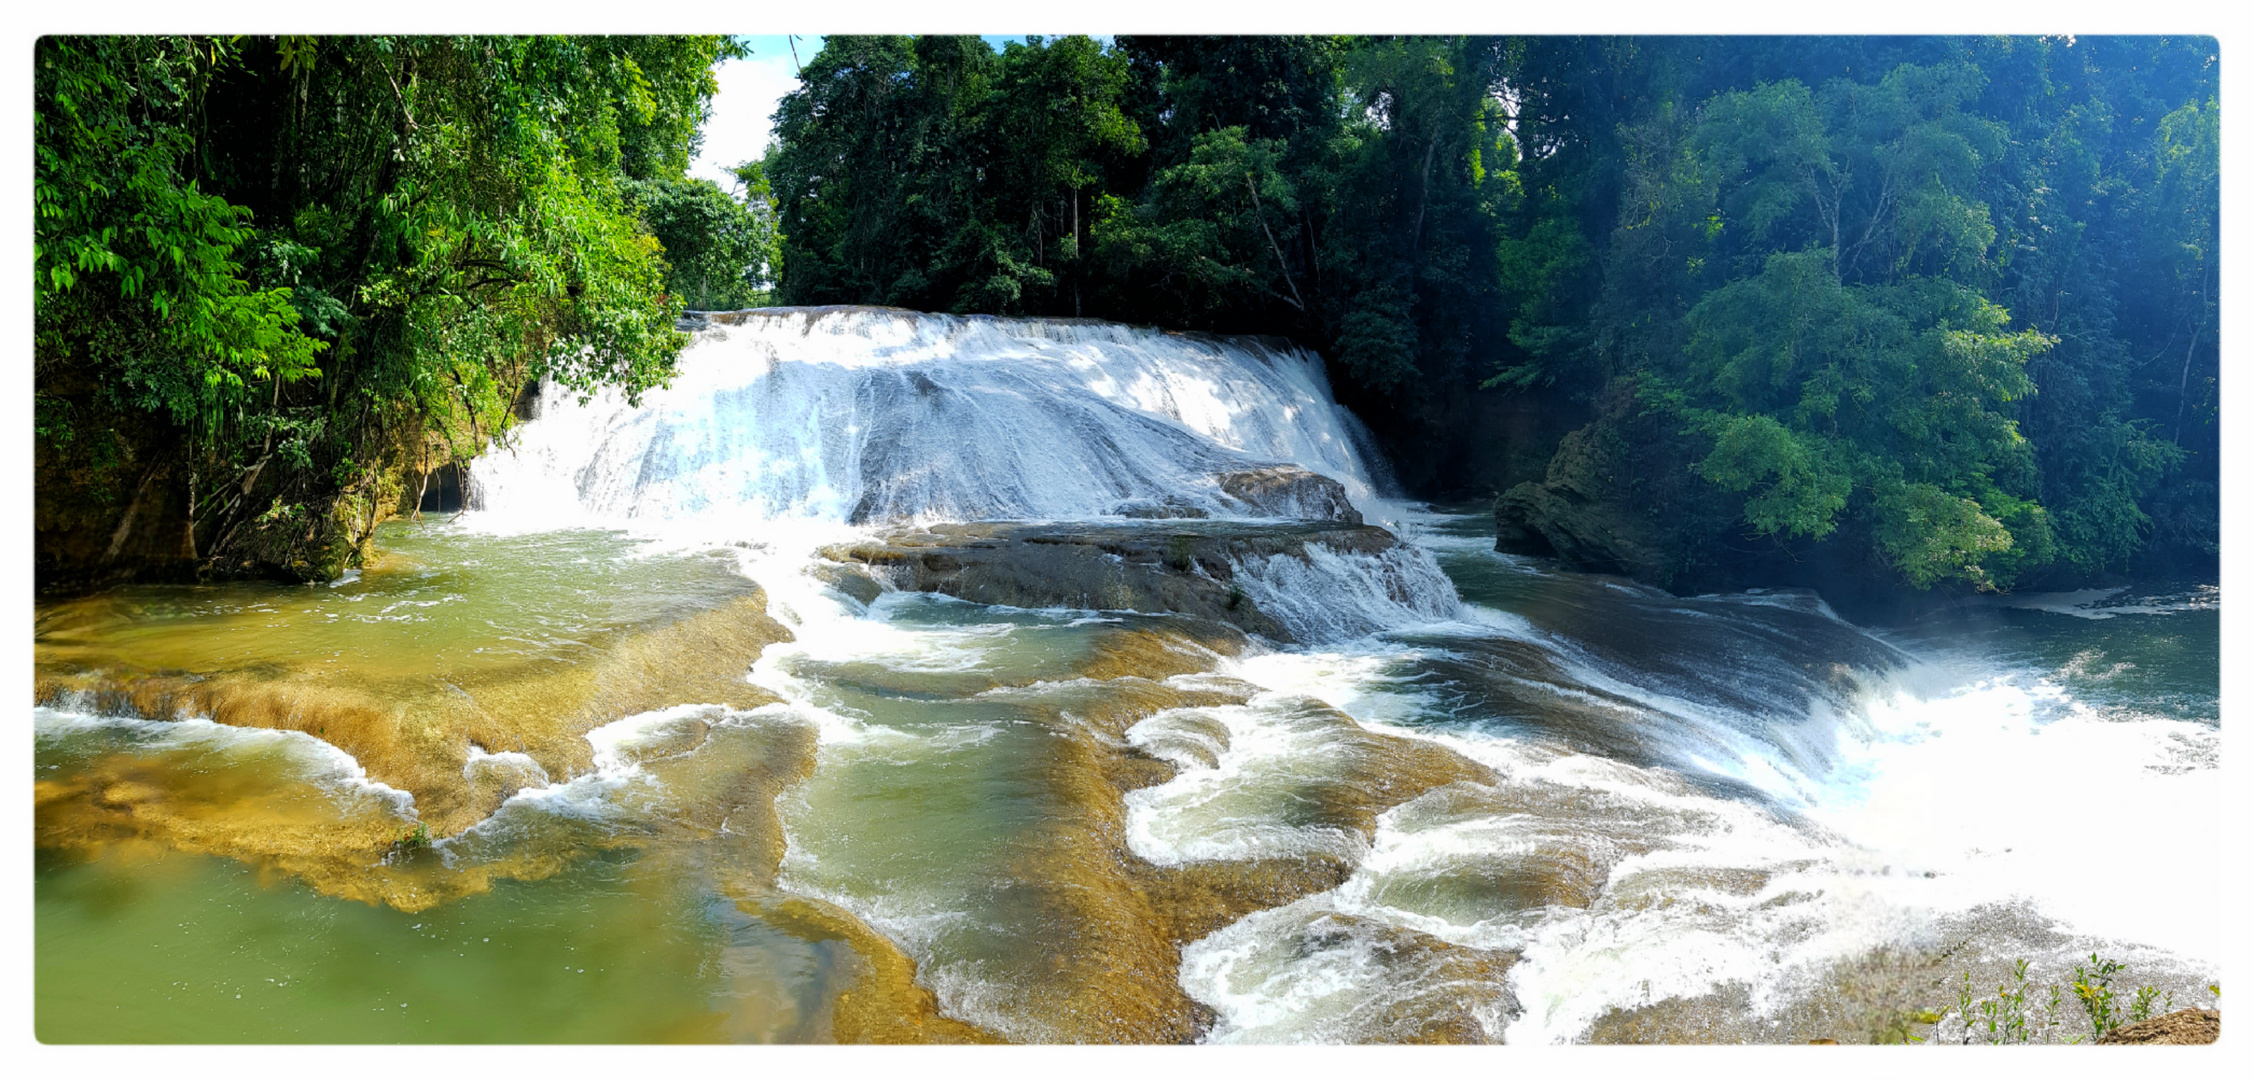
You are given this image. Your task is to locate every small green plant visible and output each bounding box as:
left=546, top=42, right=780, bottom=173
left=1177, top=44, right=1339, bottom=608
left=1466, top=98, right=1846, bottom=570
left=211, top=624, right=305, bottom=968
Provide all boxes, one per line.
left=1933, top=953, right=2181, bottom=1045
left=1982, top=960, right=2035, bottom=1044
left=2070, top=953, right=2125, bottom=1038
left=1166, top=534, right=1195, bottom=571
left=1950, top=971, right=1978, bottom=1044
left=1887, top=1009, right=1945, bottom=1044
left=395, top=822, right=432, bottom=850
left=2126, top=984, right=2172, bottom=1026
left=1949, top=960, right=2050, bottom=1044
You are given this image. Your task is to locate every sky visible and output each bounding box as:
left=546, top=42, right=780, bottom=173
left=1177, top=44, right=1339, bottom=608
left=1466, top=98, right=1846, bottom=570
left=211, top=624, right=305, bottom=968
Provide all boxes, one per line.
left=688, top=35, right=1107, bottom=191
left=687, top=35, right=819, bottom=189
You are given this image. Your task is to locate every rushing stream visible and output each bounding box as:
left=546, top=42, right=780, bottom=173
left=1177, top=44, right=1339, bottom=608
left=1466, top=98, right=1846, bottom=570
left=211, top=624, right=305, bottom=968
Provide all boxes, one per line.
left=34, top=309, right=2220, bottom=1043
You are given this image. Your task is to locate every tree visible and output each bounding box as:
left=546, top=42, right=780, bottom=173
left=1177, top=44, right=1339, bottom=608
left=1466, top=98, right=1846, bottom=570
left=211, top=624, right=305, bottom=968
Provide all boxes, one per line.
left=35, top=35, right=737, bottom=589
left=627, top=172, right=781, bottom=309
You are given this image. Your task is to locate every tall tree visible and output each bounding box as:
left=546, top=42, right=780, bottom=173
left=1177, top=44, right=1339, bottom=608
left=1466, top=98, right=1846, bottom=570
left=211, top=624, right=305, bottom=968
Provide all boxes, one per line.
left=35, top=35, right=736, bottom=589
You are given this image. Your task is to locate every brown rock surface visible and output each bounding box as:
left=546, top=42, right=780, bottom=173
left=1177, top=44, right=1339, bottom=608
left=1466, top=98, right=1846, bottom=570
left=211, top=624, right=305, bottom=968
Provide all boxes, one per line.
left=745, top=894, right=1005, bottom=1044
left=2098, top=1008, right=2220, bottom=1044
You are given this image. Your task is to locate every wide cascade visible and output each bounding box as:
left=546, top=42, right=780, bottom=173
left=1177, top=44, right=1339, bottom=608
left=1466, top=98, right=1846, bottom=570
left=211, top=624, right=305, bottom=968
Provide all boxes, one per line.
left=33, top=307, right=2218, bottom=1045
left=469, top=308, right=1397, bottom=529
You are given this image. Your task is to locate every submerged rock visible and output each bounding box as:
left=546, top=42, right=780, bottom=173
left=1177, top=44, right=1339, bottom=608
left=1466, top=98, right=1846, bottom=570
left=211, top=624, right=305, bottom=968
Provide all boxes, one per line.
left=36, top=590, right=795, bottom=838
left=763, top=614, right=1507, bottom=1044
left=33, top=701, right=820, bottom=916
left=33, top=587, right=803, bottom=911
left=821, top=519, right=1403, bottom=643
left=743, top=894, right=1005, bottom=1044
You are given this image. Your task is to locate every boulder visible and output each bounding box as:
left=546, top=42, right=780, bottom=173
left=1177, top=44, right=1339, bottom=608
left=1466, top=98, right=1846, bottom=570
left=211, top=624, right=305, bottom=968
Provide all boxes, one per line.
left=1493, top=479, right=1672, bottom=579
left=1215, top=465, right=1363, bottom=524
left=1488, top=395, right=1751, bottom=593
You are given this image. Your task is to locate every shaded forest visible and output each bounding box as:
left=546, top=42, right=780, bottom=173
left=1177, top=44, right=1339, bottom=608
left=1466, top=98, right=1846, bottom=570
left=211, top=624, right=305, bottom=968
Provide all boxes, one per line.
left=763, top=35, right=2218, bottom=598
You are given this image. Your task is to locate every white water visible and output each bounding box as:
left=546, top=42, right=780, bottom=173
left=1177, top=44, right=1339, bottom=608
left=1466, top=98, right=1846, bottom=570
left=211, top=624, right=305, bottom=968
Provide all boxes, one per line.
left=34, top=706, right=421, bottom=822
left=450, top=308, right=2219, bottom=1043
left=466, top=308, right=1398, bottom=534
left=1160, top=556, right=2221, bottom=1043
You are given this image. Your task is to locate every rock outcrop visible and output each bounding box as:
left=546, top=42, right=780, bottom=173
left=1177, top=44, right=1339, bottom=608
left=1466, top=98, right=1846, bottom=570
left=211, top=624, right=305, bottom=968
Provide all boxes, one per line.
left=1213, top=465, right=1364, bottom=523
left=2097, top=1008, right=2220, bottom=1045
left=819, top=520, right=1402, bottom=642
left=1493, top=422, right=1682, bottom=581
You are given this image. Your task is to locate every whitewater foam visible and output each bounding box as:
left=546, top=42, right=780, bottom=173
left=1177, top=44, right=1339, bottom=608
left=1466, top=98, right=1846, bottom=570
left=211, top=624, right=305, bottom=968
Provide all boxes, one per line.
left=464, top=308, right=1402, bottom=537
left=1169, top=589, right=2221, bottom=1043
left=34, top=706, right=419, bottom=820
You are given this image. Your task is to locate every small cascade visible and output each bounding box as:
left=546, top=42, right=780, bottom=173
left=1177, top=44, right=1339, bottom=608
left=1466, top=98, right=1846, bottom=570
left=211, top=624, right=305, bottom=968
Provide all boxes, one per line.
left=1226, top=542, right=1464, bottom=643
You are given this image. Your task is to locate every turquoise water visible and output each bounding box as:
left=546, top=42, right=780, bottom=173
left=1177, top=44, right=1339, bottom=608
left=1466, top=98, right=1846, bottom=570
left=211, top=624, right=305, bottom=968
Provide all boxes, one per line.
left=35, top=843, right=833, bottom=1043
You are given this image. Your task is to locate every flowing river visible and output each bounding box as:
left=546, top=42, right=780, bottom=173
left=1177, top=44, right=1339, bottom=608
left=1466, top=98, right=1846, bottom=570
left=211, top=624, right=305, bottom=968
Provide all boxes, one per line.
left=33, top=308, right=2220, bottom=1043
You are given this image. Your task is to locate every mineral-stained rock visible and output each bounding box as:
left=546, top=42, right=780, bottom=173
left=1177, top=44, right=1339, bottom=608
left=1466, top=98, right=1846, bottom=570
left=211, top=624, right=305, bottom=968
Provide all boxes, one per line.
left=36, top=590, right=795, bottom=839
left=2097, top=1008, right=2220, bottom=1044
left=744, top=894, right=1006, bottom=1044
left=33, top=587, right=803, bottom=911
left=819, top=520, right=1402, bottom=643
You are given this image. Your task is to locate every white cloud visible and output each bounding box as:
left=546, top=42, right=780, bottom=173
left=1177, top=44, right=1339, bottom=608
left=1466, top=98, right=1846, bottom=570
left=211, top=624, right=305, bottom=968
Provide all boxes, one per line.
left=689, top=52, right=805, bottom=190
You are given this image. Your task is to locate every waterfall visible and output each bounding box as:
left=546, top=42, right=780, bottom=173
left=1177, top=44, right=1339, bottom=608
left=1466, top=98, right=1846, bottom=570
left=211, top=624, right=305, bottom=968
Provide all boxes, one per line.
left=467, top=307, right=1398, bottom=533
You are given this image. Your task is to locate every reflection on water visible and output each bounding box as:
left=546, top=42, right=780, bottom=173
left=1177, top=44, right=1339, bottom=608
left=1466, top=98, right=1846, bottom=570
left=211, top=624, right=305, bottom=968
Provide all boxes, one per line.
left=34, top=518, right=759, bottom=680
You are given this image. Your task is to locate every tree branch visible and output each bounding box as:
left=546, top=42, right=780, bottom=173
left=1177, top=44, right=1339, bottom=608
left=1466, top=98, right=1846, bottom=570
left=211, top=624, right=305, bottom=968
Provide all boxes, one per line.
left=1246, top=173, right=1305, bottom=312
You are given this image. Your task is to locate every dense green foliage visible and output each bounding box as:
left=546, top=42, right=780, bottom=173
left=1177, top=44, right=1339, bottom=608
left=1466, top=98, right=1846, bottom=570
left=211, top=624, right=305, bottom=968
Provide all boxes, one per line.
left=625, top=164, right=782, bottom=310
left=35, top=35, right=741, bottom=586
left=766, top=35, right=2218, bottom=593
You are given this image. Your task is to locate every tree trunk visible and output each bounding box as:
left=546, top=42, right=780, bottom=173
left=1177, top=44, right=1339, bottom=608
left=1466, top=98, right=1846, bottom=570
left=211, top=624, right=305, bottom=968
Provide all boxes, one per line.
left=412, top=442, right=430, bottom=521
left=1247, top=173, right=1305, bottom=312
left=2174, top=320, right=2202, bottom=442
left=101, top=467, right=162, bottom=565
left=1412, top=133, right=1440, bottom=259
